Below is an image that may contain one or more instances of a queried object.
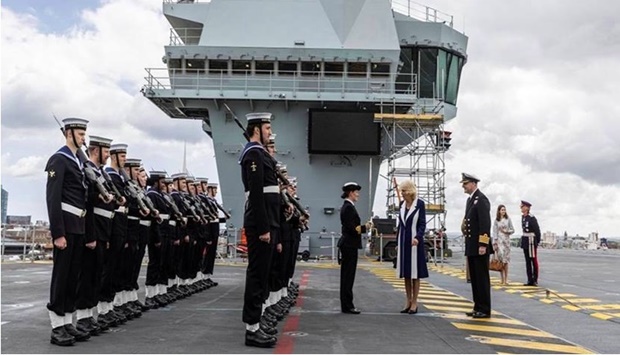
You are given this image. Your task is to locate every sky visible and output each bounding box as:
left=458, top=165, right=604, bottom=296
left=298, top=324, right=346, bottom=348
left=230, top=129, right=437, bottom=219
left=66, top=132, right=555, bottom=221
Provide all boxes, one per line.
left=2, top=0, right=620, bottom=237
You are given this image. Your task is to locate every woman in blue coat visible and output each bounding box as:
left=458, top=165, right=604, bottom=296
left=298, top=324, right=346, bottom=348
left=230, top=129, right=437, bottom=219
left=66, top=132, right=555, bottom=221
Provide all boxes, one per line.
left=395, top=180, right=428, bottom=314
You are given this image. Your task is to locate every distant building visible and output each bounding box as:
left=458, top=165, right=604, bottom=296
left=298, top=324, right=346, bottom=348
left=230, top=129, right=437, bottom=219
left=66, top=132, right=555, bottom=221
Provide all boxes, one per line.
left=541, top=231, right=558, bottom=248
left=1, top=185, right=7, bottom=224
left=6, top=215, right=32, bottom=226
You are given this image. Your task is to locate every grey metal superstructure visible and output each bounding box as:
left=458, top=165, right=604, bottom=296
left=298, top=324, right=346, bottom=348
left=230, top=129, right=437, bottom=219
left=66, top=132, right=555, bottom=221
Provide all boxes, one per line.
left=142, top=0, right=468, bottom=256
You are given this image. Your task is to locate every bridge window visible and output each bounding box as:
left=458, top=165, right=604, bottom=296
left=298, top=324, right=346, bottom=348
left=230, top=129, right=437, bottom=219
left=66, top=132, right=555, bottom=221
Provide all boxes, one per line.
left=255, top=61, right=274, bottom=75
left=232, top=60, right=251, bottom=74
left=279, top=61, right=298, bottom=75
left=370, top=63, right=390, bottom=77
left=168, top=58, right=182, bottom=70
left=208, top=60, right=228, bottom=74
left=301, top=62, right=321, bottom=76
left=347, top=62, right=367, bottom=77
left=419, top=48, right=438, bottom=98
left=186, top=59, right=204, bottom=73
left=324, top=62, right=344, bottom=77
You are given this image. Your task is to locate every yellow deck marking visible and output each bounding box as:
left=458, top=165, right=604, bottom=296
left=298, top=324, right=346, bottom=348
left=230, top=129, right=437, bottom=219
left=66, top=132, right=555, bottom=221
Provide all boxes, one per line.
left=590, top=313, right=614, bottom=320
left=423, top=305, right=477, bottom=313
left=439, top=313, right=525, bottom=325
left=418, top=299, right=474, bottom=307
left=469, top=335, right=593, bottom=354
left=579, top=304, right=620, bottom=311
left=452, top=322, right=555, bottom=338
left=418, top=294, right=469, bottom=301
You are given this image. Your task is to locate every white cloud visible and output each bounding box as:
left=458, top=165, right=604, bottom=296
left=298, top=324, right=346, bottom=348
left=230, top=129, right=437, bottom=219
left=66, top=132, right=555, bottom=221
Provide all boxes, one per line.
left=2, top=0, right=620, bottom=238
left=1, top=1, right=217, bottom=222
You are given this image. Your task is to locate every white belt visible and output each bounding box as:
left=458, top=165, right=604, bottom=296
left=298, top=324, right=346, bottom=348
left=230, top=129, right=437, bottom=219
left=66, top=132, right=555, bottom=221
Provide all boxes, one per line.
left=93, top=207, right=114, bottom=219
left=159, top=214, right=170, bottom=220
left=245, top=185, right=279, bottom=198
left=140, top=220, right=152, bottom=227
left=169, top=220, right=177, bottom=226
left=523, top=233, right=535, bottom=237
left=128, top=216, right=140, bottom=221
left=61, top=202, right=86, bottom=218
left=115, top=206, right=127, bottom=214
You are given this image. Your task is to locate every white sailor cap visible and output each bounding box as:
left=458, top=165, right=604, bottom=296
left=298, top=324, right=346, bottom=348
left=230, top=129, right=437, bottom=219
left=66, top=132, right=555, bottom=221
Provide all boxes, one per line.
left=62, top=117, right=89, bottom=130
left=288, top=177, right=297, bottom=186
left=207, top=182, right=219, bottom=188
left=163, top=177, right=173, bottom=184
left=185, top=175, right=196, bottom=183
left=149, top=170, right=167, bottom=179
left=110, top=143, right=128, bottom=154
left=171, top=172, right=187, bottom=181
left=342, top=181, right=362, bottom=192
left=459, top=172, right=480, bottom=184
left=124, top=158, right=142, bottom=168
left=246, top=112, right=272, bottom=124
left=88, top=135, right=112, bottom=148
left=196, top=177, right=209, bottom=184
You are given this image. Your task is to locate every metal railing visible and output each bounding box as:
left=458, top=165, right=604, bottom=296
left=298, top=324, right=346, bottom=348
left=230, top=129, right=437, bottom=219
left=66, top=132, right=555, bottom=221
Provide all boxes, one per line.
left=169, top=28, right=202, bottom=46
left=390, top=0, right=455, bottom=29
left=143, top=68, right=417, bottom=99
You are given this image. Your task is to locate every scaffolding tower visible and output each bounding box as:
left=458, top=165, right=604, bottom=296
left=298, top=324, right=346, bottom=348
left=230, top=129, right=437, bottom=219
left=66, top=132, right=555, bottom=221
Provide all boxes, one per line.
left=375, top=101, right=450, bottom=234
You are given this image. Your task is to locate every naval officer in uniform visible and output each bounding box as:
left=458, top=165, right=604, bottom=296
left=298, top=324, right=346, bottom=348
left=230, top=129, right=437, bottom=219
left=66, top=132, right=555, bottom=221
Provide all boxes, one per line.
left=45, top=118, right=91, bottom=346
left=339, top=182, right=372, bottom=314
left=520, top=200, right=541, bottom=286
left=239, top=112, right=279, bottom=347
left=460, top=173, right=492, bottom=318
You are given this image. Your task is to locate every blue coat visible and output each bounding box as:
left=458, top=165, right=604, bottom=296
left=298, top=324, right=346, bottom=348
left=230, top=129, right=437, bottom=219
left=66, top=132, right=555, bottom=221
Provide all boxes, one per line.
left=396, top=199, right=428, bottom=279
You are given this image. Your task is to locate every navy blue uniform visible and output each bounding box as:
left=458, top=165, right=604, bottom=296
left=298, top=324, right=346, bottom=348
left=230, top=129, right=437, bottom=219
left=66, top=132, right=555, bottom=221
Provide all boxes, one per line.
left=45, top=146, right=87, bottom=317
left=240, top=142, right=280, bottom=325
left=76, top=160, right=114, bottom=312
left=461, top=189, right=492, bottom=315
left=339, top=200, right=366, bottom=312
left=521, top=214, right=541, bottom=285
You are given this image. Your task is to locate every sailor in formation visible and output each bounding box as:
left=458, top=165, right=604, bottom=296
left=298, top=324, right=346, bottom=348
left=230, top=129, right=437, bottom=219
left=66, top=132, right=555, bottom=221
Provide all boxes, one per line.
left=45, top=118, right=92, bottom=346
left=45, top=118, right=231, bottom=346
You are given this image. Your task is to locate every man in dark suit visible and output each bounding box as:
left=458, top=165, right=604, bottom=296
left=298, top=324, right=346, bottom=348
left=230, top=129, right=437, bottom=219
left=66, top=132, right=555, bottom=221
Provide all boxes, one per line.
left=339, top=182, right=372, bottom=314
left=460, top=173, right=492, bottom=318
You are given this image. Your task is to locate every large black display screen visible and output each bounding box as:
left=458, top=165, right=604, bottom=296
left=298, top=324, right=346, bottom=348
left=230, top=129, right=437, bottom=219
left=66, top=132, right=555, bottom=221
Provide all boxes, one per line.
left=308, top=110, right=380, bottom=155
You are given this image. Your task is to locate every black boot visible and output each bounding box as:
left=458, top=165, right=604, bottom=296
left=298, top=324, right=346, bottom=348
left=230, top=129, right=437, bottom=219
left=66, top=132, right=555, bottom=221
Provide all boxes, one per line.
left=76, top=318, right=99, bottom=336
left=88, top=316, right=107, bottom=332
left=259, top=319, right=278, bottom=336
left=64, top=324, right=91, bottom=341
left=50, top=326, right=75, bottom=346
left=245, top=329, right=277, bottom=348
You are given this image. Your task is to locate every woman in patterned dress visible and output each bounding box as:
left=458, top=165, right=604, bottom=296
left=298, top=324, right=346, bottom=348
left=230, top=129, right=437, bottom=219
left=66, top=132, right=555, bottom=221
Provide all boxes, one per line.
left=492, top=205, right=515, bottom=285
left=395, top=180, right=428, bottom=314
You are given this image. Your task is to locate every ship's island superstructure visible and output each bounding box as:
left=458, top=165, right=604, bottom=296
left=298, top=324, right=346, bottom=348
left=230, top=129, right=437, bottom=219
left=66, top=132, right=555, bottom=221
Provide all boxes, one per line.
left=142, top=0, right=468, bottom=257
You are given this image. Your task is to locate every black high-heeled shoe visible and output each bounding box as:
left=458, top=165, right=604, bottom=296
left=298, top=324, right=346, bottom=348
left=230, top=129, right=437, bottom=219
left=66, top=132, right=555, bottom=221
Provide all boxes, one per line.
left=409, top=307, right=418, bottom=314
left=399, top=306, right=410, bottom=314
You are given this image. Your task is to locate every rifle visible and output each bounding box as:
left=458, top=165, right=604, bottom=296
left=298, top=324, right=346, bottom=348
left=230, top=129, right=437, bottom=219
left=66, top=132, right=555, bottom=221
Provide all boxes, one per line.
left=118, top=168, right=160, bottom=221
left=53, top=115, right=112, bottom=203
left=177, top=192, right=202, bottom=223
left=209, top=196, right=231, bottom=220
left=161, top=192, right=187, bottom=227
left=191, top=195, right=211, bottom=224
left=100, top=165, right=125, bottom=205
left=198, top=196, right=220, bottom=221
